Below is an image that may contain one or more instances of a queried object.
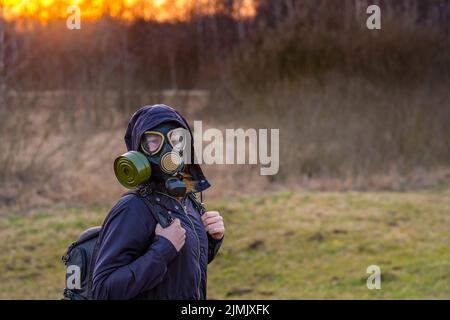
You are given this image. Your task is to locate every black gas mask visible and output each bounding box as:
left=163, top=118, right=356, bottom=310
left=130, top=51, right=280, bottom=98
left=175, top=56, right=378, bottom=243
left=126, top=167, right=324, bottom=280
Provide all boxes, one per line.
left=138, top=122, right=188, bottom=197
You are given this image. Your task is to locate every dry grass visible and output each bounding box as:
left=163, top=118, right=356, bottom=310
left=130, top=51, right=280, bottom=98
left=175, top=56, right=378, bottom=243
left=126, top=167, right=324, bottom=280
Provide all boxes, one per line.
left=0, top=90, right=210, bottom=213
left=1, top=78, right=450, bottom=214
left=215, top=75, right=450, bottom=184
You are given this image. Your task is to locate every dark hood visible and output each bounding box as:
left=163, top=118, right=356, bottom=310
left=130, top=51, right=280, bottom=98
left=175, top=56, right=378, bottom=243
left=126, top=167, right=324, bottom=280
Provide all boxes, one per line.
left=124, top=104, right=210, bottom=193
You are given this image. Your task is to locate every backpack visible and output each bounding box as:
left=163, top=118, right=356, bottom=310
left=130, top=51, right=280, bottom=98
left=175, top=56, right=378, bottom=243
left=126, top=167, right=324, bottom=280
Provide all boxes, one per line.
left=61, top=187, right=180, bottom=300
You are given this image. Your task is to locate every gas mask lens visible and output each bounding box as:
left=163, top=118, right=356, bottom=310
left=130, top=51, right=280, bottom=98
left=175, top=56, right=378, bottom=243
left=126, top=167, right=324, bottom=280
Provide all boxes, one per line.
left=168, top=128, right=187, bottom=152
left=141, top=131, right=164, bottom=155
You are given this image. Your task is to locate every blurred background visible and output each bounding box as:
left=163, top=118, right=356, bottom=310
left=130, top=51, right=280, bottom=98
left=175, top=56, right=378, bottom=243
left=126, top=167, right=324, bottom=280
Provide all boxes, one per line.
left=0, top=0, right=449, bottom=299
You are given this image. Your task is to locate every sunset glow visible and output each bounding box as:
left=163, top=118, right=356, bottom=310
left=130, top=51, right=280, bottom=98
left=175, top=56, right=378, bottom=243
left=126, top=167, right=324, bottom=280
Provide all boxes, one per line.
left=1, top=0, right=257, bottom=23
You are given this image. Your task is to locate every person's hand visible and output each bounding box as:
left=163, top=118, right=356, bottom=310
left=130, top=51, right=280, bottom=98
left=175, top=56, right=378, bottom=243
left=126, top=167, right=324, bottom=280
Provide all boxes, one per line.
left=155, top=218, right=186, bottom=252
left=202, top=211, right=225, bottom=240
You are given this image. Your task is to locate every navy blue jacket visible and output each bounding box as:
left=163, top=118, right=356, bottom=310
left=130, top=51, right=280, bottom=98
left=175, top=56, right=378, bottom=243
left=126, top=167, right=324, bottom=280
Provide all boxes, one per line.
left=92, top=105, right=222, bottom=300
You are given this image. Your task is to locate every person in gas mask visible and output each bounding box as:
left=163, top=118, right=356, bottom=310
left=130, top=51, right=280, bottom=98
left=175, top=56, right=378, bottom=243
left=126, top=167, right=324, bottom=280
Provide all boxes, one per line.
left=92, top=104, right=225, bottom=300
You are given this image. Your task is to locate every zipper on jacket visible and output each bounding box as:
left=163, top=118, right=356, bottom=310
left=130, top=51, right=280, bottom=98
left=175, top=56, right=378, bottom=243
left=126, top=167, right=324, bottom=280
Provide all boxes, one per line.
left=182, top=203, right=202, bottom=299
left=155, top=191, right=202, bottom=299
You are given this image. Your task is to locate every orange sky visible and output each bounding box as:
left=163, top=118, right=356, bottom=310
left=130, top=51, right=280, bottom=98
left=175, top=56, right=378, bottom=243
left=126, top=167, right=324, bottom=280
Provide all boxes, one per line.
left=1, top=0, right=257, bottom=23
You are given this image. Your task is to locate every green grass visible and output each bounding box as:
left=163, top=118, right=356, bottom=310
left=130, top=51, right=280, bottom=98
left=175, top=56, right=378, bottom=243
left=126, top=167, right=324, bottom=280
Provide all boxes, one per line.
left=0, top=188, right=449, bottom=299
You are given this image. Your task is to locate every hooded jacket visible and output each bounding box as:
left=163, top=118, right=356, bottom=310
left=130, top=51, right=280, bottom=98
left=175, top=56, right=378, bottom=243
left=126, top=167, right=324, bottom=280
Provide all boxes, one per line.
left=92, top=104, right=223, bottom=300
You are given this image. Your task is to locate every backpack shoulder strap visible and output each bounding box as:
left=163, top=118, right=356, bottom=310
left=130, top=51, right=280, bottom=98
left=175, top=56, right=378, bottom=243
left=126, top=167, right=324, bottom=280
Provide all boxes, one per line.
left=123, top=188, right=173, bottom=228
left=187, top=192, right=206, bottom=215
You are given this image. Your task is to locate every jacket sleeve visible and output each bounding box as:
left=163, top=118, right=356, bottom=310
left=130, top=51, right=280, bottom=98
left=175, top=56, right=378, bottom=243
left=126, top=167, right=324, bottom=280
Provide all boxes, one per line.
left=92, top=196, right=178, bottom=300
left=207, top=234, right=223, bottom=264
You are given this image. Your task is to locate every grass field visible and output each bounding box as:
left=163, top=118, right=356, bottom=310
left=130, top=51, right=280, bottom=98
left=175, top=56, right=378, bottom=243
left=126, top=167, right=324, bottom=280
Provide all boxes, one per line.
left=0, top=187, right=449, bottom=299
